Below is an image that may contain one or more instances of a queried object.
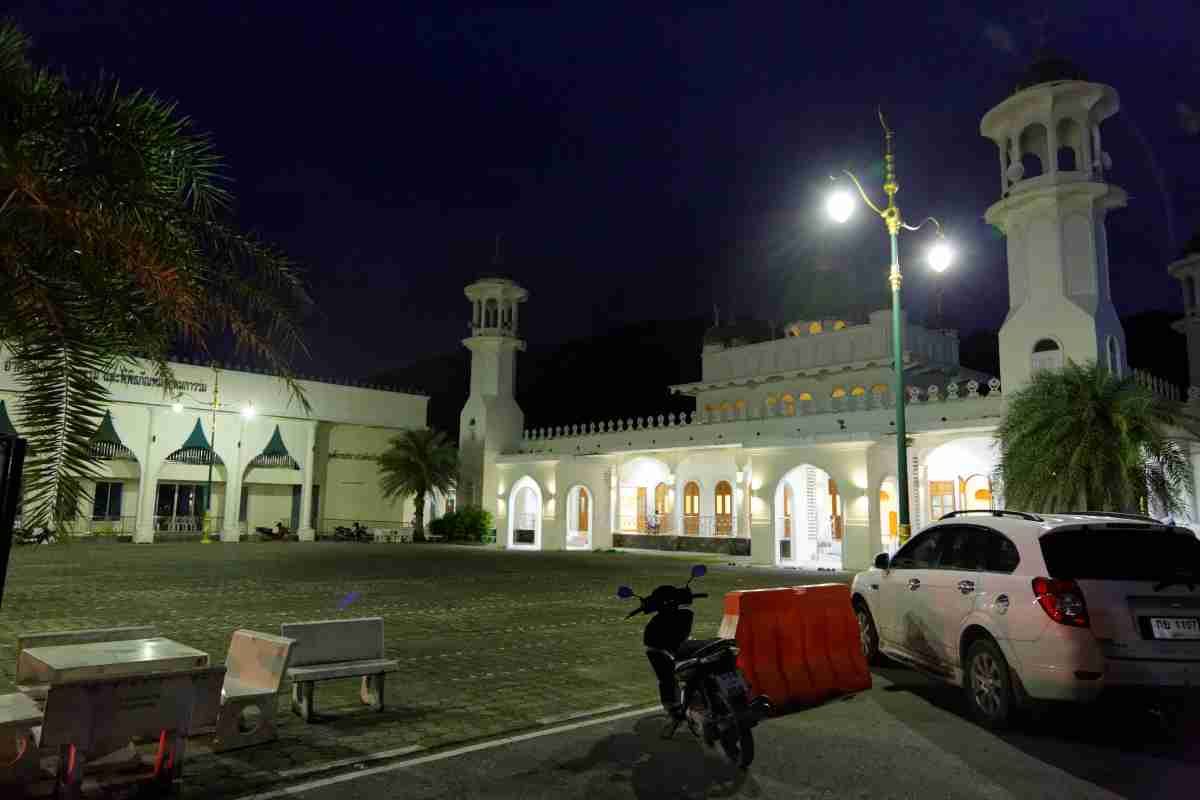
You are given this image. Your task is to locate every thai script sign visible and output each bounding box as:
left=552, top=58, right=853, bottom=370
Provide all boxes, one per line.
left=3, top=360, right=207, bottom=394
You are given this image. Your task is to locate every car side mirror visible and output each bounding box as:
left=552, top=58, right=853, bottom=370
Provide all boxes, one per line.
left=874, top=552, right=891, bottom=570
left=617, top=586, right=634, bottom=599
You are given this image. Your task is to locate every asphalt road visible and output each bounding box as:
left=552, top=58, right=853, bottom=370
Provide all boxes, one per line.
left=233, top=665, right=1200, bottom=800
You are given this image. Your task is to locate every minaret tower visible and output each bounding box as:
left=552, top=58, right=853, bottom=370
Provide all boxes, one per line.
left=981, top=57, right=1128, bottom=391
left=1168, top=234, right=1200, bottom=388
left=458, top=270, right=528, bottom=511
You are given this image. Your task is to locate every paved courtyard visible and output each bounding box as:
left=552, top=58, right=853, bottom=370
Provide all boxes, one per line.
left=0, top=541, right=842, bottom=797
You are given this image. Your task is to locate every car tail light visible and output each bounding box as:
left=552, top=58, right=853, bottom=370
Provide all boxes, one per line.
left=1032, top=577, right=1090, bottom=628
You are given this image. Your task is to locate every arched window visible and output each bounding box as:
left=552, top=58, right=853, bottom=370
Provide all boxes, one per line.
left=850, top=385, right=866, bottom=397
left=808, top=321, right=822, bottom=335
left=485, top=298, right=499, bottom=328
left=715, top=481, right=733, bottom=535
left=766, top=394, right=779, bottom=415
left=655, top=482, right=670, bottom=515
left=1106, top=336, right=1122, bottom=377
left=1031, top=338, right=1063, bottom=373
left=683, top=482, right=700, bottom=535
left=577, top=487, right=589, bottom=532
left=781, top=393, right=796, bottom=417
left=832, top=320, right=846, bottom=330
left=1056, top=118, right=1083, bottom=172
left=831, top=386, right=847, bottom=399
left=1019, top=123, right=1047, bottom=179
left=720, top=402, right=733, bottom=420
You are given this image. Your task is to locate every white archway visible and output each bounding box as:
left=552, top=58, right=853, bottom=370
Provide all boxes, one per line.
left=618, top=456, right=672, bottom=533
left=773, top=464, right=839, bottom=569
left=565, top=484, right=594, bottom=550
left=507, top=476, right=543, bottom=550
left=923, top=437, right=1001, bottom=521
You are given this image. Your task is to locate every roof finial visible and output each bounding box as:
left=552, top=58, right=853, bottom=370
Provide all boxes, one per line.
left=493, top=233, right=504, bottom=266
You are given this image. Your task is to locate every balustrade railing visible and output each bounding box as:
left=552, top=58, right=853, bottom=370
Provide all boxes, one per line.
left=520, top=378, right=1001, bottom=445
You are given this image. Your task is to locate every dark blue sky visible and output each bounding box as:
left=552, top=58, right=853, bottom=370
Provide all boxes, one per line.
left=10, top=2, right=1200, bottom=377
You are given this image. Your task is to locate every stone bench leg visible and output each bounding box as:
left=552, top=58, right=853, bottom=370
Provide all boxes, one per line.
left=360, top=674, right=385, bottom=712
left=0, top=731, right=39, bottom=786
left=214, top=694, right=279, bottom=752
left=291, top=681, right=316, bottom=722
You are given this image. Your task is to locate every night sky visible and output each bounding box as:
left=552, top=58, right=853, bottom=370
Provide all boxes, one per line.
left=9, top=2, right=1200, bottom=379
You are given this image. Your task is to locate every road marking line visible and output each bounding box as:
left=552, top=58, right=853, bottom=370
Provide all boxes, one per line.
left=536, top=702, right=632, bottom=725
left=230, top=704, right=660, bottom=800
left=276, top=745, right=426, bottom=778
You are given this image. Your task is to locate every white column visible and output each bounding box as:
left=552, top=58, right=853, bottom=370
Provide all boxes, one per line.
left=511, top=301, right=520, bottom=335
left=134, top=407, right=160, bottom=543
left=221, top=417, right=245, bottom=542
left=298, top=420, right=318, bottom=541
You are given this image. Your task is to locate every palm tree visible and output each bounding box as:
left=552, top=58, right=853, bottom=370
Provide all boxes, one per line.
left=996, top=360, right=1194, bottom=515
left=378, top=429, right=458, bottom=541
left=0, top=23, right=310, bottom=530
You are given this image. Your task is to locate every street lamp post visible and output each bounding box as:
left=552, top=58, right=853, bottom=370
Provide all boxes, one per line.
left=826, top=111, right=954, bottom=545
left=172, top=364, right=255, bottom=543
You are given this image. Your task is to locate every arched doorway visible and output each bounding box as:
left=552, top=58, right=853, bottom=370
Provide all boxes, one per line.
left=774, top=464, right=840, bottom=568
left=507, top=476, right=543, bottom=549
left=618, top=457, right=671, bottom=533
left=923, top=437, right=1001, bottom=522
left=879, top=477, right=899, bottom=556
left=715, top=481, right=733, bottom=535
left=654, top=482, right=673, bottom=533
left=566, top=485, right=592, bottom=549
left=683, top=481, right=700, bottom=534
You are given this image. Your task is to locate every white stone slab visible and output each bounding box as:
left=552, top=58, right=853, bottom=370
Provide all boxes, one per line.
left=0, top=692, right=42, bottom=731
left=281, top=618, right=384, bottom=667
left=20, top=637, right=209, bottom=685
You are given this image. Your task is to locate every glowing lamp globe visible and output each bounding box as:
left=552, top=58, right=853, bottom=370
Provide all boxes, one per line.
left=171, top=401, right=184, bottom=413
left=825, top=190, right=856, bottom=224
left=241, top=403, right=256, bottom=419
left=928, top=241, right=954, bottom=273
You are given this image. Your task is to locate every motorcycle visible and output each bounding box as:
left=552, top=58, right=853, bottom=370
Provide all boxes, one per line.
left=618, top=564, right=771, bottom=769
left=256, top=521, right=290, bottom=541
left=335, top=522, right=372, bottom=543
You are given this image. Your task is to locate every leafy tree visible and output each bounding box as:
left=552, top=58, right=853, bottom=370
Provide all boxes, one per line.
left=0, top=23, right=310, bottom=530
left=996, top=361, right=1194, bottom=515
left=378, top=429, right=458, bottom=541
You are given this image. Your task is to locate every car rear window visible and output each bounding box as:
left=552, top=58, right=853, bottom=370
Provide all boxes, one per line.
left=1040, top=526, right=1200, bottom=581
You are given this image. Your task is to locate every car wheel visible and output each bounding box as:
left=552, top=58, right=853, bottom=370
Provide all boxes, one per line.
left=854, top=600, right=881, bottom=665
left=964, top=638, right=1014, bottom=729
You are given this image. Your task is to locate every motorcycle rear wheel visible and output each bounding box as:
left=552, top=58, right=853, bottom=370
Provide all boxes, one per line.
left=719, top=721, right=755, bottom=769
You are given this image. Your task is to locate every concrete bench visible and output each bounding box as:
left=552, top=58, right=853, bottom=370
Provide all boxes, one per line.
left=280, top=617, right=397, bottom=722
left=192, top=630, right=295, bottom=752
left=15, top=625, right=158, bottom=700
left=33, top=666, right=224, bottom=799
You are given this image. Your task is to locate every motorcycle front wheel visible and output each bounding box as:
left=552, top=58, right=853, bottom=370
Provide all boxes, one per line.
left=718, top=718, right=755, bottom=769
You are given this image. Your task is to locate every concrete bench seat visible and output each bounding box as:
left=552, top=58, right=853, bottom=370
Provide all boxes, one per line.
left=15, top=625, right=158, bottom=700
left=33, top=666, right=224, bottom=798
left=190, top=630, right=295, bottom=753
left=286, top=658, right=398, bottom=682
left=281, top=617, right=397, bottom=722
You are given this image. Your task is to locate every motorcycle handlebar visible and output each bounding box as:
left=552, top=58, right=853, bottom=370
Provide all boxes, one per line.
left=625, top=607, right=643, bottom=619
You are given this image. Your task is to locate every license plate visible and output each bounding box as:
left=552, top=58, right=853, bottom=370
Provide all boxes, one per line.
left=1149, top=617, right=1200, bottom=640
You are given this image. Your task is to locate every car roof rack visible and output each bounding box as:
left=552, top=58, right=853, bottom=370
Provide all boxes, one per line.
left=938, top=509, right=1044, bottom=522
left=1055, top=511, right=1162, bottom=524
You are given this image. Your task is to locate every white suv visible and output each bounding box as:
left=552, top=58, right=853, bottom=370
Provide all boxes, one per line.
left=851, top=510, right=1200, bottom=728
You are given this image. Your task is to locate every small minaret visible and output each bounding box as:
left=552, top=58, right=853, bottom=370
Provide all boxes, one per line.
left=981, top=56, right=1129, bottom=391
left=458, top=269, right=528, bottom=510
left=1169, top=234, right=1200, bottom=388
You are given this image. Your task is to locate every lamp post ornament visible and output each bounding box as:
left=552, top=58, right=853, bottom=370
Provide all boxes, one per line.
left=827, top=110, right=954, bottom=545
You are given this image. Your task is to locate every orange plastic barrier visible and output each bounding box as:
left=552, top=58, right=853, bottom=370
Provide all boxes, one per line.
left=720, top=583, right=871, bottom=713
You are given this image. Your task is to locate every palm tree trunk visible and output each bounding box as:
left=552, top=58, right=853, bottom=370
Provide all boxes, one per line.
left=413, top=494, right=425, bottom=542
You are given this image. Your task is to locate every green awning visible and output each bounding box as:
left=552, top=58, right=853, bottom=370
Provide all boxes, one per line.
left=262, top=426, right=290, bottom=458
left=0, top=400, right=16, bottom=438
left=181, top=419, right=213, bottom=450
left=90, top=411, right=137, bottom=461
left=249, top=425, right=299, bottom=469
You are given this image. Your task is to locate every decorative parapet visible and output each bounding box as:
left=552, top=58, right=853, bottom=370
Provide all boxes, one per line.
left=520, top=378, right=1000, bottom=444
left=1133, top=369, right=1182, bottom=403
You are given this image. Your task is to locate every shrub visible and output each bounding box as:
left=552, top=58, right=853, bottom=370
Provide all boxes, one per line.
left=428, top=506, right=493, bottom=542
left=427, top=515, right=453, bottom=540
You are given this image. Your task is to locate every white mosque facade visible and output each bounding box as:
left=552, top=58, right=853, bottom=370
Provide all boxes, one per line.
left=3, top=64, right=1198, bottom=563
left=460, top=65, right=1200, bottom=572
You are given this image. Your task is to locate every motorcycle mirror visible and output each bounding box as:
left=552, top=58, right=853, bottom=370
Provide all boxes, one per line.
left=617, top=586, right=634, bottom=599
left=690, top=564, right=707, bottom=579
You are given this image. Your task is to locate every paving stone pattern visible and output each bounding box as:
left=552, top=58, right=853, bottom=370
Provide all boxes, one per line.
left=0, top=542, right=848, bottom=797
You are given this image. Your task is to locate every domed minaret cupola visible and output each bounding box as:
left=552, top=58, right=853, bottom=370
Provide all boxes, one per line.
left=457, top=241, right=529, bottom=510
left=1168, top=230, right=1200, bottom=388
left=981, top=55, right=1128, bottom=392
